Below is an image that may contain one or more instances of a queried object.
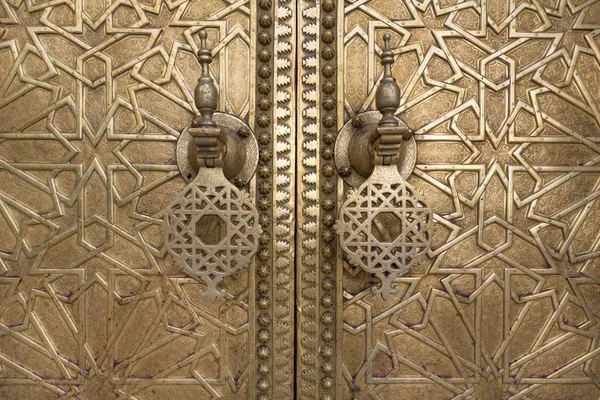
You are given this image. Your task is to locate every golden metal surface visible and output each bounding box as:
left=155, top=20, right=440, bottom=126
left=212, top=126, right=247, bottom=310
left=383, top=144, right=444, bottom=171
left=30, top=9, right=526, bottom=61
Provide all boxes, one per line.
left=297, top=0, right=600, bottom=399
left=0, top=1, right=296, bottom=398
left=1, top=0, right=600, bottom=399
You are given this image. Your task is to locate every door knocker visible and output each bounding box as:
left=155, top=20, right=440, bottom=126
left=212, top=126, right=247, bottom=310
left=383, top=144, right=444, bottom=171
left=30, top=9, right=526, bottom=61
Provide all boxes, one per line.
left=335, top=34, right=433, bottom=300
left=164, top=30, right=260, bottom=301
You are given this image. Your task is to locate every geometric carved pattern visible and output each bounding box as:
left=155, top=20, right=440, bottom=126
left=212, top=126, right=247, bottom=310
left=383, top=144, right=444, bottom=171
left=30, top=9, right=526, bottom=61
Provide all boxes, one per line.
left=1, top=0, right=600, bottom=397
left=295, top=1, right=323, bottom=398
left=165, top=180, right=260, bottom=301
left=0, top=1, right=264, bottom=398
left=270, top=1, right=296, bottom=398
left=334, top=0, right=600, bottom=398
left=336, top=170, right=432, bottom=299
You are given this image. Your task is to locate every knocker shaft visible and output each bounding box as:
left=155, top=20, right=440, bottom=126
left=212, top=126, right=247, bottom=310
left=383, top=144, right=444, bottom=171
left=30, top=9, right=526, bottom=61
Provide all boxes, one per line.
left=190, top=29, right=225, bottom=170
left=372, top=33, right=412, bottom=167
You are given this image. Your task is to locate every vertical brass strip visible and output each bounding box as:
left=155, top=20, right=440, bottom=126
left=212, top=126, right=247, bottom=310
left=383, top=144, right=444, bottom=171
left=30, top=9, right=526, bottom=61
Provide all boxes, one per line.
left=273, top=0, right=296, bottom=397
left=297, top=0, right=320, bottom=397
left=318, top=0, right=339, bottom=398
left=335, top=3, right=345, bottom=397
left=255, top=0, right=277, bottom=398
left=248, top=4, right=258, bottom=397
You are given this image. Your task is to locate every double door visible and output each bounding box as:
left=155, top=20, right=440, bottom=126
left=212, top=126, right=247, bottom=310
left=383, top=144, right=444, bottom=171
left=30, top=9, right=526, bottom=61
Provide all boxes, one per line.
left=1, top=0, right=600, bottom=399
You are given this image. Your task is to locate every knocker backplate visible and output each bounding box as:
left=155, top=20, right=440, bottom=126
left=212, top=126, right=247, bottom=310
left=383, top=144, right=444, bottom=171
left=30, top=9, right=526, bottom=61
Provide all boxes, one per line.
left=176, top=112, right=258, bottom=185
left=335, top=111, right=416, bottom=188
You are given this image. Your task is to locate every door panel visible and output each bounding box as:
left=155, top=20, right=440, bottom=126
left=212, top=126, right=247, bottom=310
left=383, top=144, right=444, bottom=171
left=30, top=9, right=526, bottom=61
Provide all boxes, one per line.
left=0, top=1, right=295, bottom=399
left=1, top=0, right=600, bottom=399
left=297, top=0, right=600, bottom=399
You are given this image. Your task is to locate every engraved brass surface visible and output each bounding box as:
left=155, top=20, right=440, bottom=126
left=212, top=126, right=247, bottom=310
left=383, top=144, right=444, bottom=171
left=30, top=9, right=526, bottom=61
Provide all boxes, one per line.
left=297, top=0, right=600, bottom=399
left=2, top=0, right=600, bottom=399
left=0, top=1, right=296, bottom=399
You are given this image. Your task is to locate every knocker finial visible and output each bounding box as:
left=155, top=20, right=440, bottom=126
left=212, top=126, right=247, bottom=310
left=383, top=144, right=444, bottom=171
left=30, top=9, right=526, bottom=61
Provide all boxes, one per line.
left=195, top=30, right=218, bottom=127
left=373, top=33, right=410, bottom=166
left=375, top=33, right=400, bottom=127
left=193, top=30, right=222, bottom=168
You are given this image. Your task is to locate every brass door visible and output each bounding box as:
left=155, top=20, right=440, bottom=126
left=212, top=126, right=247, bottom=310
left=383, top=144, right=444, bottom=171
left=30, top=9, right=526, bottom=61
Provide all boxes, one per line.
left=1, top=1, right=600, bottom=399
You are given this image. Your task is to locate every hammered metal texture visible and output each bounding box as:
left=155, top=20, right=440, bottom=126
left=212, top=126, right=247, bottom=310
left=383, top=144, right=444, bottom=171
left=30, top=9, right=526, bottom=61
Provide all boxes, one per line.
left=297, top=0, right=600, bottom=399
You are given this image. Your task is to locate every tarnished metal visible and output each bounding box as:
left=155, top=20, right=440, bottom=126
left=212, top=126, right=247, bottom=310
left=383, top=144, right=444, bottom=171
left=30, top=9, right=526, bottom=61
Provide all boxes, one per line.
left=195, top=31, right=218, bottom=127
left=176, top=113, right=259, bottom=185
left=164, top=166, right=261, bottom=301
left=335, top=168, right=433, bottom=299
left=0, top=1, right=296, bottom=398
left=335, top=36, right=416, bottom=187
left=335, top=111, right=417, bottom=187
left=298, top=0, right=600, bottom=399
